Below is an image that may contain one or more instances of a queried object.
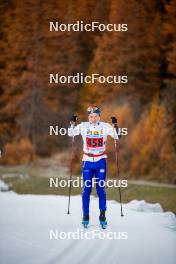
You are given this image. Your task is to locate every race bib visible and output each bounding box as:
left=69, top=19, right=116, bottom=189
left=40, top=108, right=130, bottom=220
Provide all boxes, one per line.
left=86, top=137, right=103, bottom=148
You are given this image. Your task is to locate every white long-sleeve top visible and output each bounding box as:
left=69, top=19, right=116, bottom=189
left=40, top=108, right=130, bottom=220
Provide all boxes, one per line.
left=68, top=121, right=119, bottom=162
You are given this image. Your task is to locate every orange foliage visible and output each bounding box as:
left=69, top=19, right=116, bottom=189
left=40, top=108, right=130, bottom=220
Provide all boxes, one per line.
left=1, top=138, right=35, bottom=165
left=129, top=102, right=176, bottom=182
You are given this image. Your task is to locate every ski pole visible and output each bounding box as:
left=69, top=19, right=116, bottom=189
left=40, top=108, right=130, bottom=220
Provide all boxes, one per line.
left=111, top=116, right=124, bottom=217
left=67, top=115, right=77, bottom=215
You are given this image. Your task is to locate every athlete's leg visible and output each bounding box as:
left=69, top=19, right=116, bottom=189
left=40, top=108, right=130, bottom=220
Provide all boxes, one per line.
left=82, top=161, right=94, bottom=216
left=94, top=158, right=107, bottom=212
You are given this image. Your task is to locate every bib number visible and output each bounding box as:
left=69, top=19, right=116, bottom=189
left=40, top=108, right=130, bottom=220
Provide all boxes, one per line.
left=86, top=137, right=103, bottom=148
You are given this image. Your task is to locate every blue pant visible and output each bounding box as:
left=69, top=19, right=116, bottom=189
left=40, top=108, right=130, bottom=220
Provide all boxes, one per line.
left=82, top=158, right=107, bottom=215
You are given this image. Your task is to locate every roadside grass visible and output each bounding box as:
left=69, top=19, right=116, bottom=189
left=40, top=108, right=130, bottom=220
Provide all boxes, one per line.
left=2, top=175, right=176, bottom=214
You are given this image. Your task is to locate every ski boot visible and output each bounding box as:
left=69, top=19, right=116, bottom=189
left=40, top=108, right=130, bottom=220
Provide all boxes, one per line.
left=99, top=211, right=107, bottom=229
left=82, top=215, right=89, bottom=228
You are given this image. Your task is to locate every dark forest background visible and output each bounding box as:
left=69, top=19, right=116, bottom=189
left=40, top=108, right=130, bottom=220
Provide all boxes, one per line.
left=0, top=0, right=176, bottom=183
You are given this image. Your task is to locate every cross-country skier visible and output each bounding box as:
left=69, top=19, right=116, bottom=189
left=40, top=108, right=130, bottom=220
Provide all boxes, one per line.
left=68, top=106, right=119, bottom=228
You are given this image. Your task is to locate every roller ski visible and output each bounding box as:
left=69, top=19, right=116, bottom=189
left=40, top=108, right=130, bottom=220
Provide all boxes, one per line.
left=99, top=211, right=107, bottom=229
left=82, top=215, right=89, bottom=228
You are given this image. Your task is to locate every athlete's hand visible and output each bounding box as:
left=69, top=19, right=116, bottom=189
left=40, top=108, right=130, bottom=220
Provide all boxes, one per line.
left=70, top=115, right=77, bottom=126
left=111, top=116, right=117, bottom=125
left=70, top=121, right=75, bottom=126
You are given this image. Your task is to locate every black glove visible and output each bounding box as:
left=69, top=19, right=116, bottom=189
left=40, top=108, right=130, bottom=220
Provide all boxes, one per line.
left=70, top=115, right=77, bottom=124
left=111, top=116, right=121, bottom=138
left=111, top=116, right=118, bottom=125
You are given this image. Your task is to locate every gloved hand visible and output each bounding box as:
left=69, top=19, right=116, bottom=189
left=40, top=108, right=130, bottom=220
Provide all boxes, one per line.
left=111, top=116, right=118, bottom=125
left=111, top=116, right=121, bottom=138
left=70, top=115, right=77, bottom=126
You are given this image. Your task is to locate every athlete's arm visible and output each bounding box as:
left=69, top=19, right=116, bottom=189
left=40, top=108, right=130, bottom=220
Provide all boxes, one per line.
left=68, top=123, right=81, bottom=137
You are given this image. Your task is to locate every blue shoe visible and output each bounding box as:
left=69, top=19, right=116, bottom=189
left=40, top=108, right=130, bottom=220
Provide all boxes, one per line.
left=99, top=211, right=107, bottom=229
left=100, top=220, right=107, bottom=229
left=82, top=215, right=89, bottom=228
